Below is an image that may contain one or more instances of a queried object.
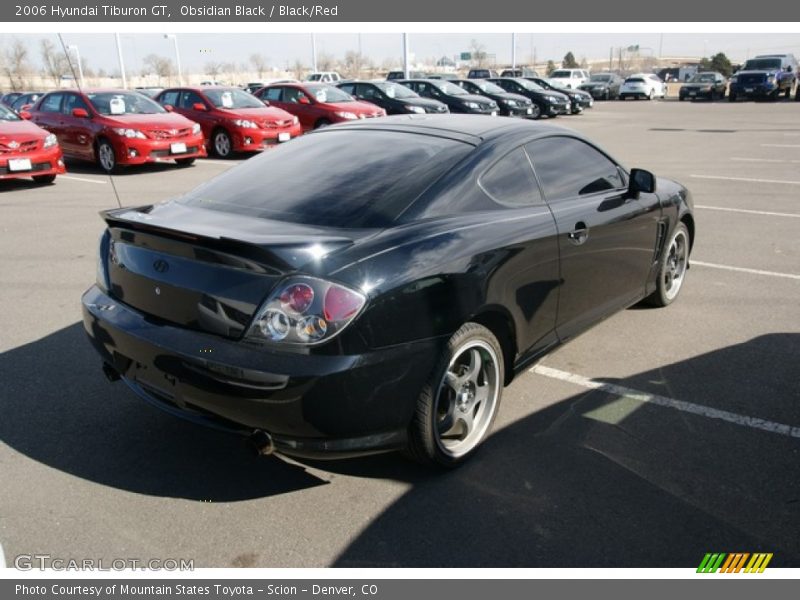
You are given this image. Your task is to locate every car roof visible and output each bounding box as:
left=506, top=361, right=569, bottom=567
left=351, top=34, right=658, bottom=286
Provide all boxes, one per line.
left=320, top=114, right=573, bottom=145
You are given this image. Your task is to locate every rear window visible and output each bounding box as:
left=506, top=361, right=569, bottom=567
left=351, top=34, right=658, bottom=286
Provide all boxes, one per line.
left=179, top=130, right=472, bottom=228
left=625, top=78, right=645, bottom=83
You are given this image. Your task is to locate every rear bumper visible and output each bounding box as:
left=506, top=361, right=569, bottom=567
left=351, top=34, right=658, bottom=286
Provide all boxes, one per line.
left=82, top=285, right=443, bottom=458
left=0, top=145, right=66, bottom=179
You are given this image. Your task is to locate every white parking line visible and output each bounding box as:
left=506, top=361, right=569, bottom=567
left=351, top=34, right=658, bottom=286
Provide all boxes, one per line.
left=691, top=260, right=800, bottom=281
left=60, top=175, right=107, bottom=185
left=695, top=205, right=800, bottom=219
left=761, top=143, right=800, bottom=148
left=730, top=157, right=800, bottom=164
left=530, top=365, right=800, bottom=439
left=196, top=159, right=242, bottom=167
left=690, top=174, right=800, bottom=185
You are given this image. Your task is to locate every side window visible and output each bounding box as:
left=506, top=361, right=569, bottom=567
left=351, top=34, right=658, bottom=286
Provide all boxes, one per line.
left=339, top=83, right=355, bottom=95
left=283, top=87, right=308, bottom=103
left=63, top=94, right=89, bottom=114
left=180, top=91, right=205, bottom=109
left=479, top=148, right=544, bottom=207
left=159, top=90, right=179, bottom=107
left=361, top=85, right=378, bottom=100
left=40, top=93, right=63, bottom=113
left=263, top=87, right=283, bottom=102
left=526, top=137, right=625, bottom=202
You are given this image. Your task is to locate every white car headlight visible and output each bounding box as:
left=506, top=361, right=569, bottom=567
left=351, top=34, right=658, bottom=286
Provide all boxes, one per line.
left=729, top=76, right=738, bottom=83
left=292, top=116, right=299, bottom=125
left=465, top=101, right=479, bottom=109
left=505, top=100, right=518, bottom=107
left=43, top=133, right=58, bottom=148
left=113, top=128, right=146, bottom=139
left=546, top=95, right=559, bottom=102
left=334, top=111, right=358, bottom=120
left=191, top=122, right=201, bottom=135
left=233, top=119, right=258, bottom=128
left=407, top=105, right=425, bottom=114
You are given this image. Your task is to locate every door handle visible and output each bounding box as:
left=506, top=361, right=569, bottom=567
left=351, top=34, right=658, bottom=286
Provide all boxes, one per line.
left=567, top=221, right=589, bottom=245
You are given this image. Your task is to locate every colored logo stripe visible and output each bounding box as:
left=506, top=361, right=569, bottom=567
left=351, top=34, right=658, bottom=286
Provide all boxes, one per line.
left=698, top=552, right=773, bottom=573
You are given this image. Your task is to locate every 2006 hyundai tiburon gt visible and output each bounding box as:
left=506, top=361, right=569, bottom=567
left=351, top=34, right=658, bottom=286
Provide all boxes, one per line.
left=83, top=115, right=694, bottom=467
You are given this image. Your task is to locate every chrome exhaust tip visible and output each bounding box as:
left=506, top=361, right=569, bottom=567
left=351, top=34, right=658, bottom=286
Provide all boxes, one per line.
left=248, top=429, right=275, bottom=457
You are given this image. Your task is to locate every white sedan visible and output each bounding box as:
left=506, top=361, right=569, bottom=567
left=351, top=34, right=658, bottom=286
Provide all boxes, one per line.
left=619, top=73, right=666, bottom=100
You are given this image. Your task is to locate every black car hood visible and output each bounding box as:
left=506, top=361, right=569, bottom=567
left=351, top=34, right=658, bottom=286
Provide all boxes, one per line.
left=451, top=93, right=496, bottom=105
left=403, top=97, right=447, bottom=110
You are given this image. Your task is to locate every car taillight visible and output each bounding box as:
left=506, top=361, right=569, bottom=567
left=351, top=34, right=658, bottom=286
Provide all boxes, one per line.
left=247, top=276, right=366, bottom=346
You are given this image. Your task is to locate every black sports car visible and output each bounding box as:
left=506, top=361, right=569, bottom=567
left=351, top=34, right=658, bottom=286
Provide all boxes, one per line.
left=449, top=78, right=536, bottom=118
left=336, top=80, right=449, bottom=114
left=83, top=115, right=694, bottom=468
left=528, top=77, right=593, bottom=113
left=487, top=77, right=570, bottom=117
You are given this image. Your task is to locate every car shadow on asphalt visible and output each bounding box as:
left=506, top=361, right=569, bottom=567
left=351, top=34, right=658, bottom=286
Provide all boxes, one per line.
left=0, top=322, right=328, bottom=501
left=2, top=325, right=798, bottom=566
left=61, top=159, right=192, bottom=177
left=322, top=333, right=800, bottom=567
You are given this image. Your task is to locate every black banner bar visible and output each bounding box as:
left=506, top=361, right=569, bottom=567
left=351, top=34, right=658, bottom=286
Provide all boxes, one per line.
left=2, top=0, right=800, bottom=22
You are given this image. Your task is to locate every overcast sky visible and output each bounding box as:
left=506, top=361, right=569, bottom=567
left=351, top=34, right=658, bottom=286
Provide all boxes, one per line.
left=5, top=32, right=800, bottom=74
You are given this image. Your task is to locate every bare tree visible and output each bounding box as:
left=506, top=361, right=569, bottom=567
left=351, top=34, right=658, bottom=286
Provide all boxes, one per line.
left=343, top=51, right=371, bottom=78
left=249, top=53, right=268, bottom=79
left=2, top=39, right=32, bottom=91
left=317, top=52, right=336, bottom=72
left=220, top=61, right=238, bottom=84
left=40, top=39, right=70, bottom=86
left=291, top=59, right=307, bottom=81
left=205, top=61, right=222, bottom=80
left=469, top=39, right=488, bottom=68
left=142, top=54, right=174, bottom=85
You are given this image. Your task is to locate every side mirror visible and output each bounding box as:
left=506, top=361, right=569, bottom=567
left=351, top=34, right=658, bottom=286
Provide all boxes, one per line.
left=192, top=102, right=207, bottom=111
left=19, top=110, right=32, bottom=120
left=298, top=96, right=311, bottom=105
left=163, top=104, right=174, bottom=112
left=629, top=168, right=656, bottom=194
left=72, top=107, right=89, bottom=118
left=20, top=104, right=32, bottom=111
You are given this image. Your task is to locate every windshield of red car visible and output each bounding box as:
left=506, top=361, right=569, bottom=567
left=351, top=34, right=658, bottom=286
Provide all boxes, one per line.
left=87, top=92, right=166, bottom=115
left=204, top=89, right=265, bottom=109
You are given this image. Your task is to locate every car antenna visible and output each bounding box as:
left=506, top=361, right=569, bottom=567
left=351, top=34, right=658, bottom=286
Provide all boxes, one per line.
left=57, top=33, right=123, bottom=209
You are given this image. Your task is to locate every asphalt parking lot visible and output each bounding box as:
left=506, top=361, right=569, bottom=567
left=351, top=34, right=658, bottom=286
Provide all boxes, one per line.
left=1, top=99, right=799, bottom=569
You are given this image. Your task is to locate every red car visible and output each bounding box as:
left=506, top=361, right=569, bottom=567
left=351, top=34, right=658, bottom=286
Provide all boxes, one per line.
left=155, top=86, right=302, bottom=158
left=0, top=102, right=65, bottom=184
left=254, top=82, right=386, bottom=131
left=29, top=89, right=206, bottom=173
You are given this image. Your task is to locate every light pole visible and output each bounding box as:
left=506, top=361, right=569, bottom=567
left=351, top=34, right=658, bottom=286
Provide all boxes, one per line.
left=164, top=34, right=182, bottom=85
left=311, top=33, right=317, bottom=72
left=67, top=44, right=84, bottom=87
left=114, top=33, right=127, bottom=88
left=511, top=32, right=516, bottom=70
left=402, top=33, right=410, bottom=78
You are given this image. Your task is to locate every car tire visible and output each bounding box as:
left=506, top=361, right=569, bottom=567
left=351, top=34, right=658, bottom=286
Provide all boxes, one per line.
left=728, top=93, right=737, bottom=102
left=645, top=222, right=690, bottom=307
left=32, top=174, right=56, bottom=184
left=175, top=157, right=196, bottom=167
left=529, top=103, right=541, bottom=119
left=212, top=129, right=233, bottom=158
left=314, top=119, right=332, bottom=129
left=648, top=89, right=655, bottom=100
left=405, top=322, right=504, bottom=468
left=679, top=95, right=685, bottom=101
left=603, top=90, right=610, bottom=100
left=96, top=138, right=118, bottom=174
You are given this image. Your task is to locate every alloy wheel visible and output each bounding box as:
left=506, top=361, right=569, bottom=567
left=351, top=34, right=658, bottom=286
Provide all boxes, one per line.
left=664, top=229, right=689, bottom=301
